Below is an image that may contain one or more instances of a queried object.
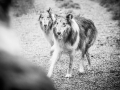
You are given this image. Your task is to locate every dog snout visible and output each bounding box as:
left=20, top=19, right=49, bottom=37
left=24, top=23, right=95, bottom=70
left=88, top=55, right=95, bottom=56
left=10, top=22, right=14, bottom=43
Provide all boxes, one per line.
left=57, top=32, right=61, bottom=35
left=44, top=25, right=47, bottom=28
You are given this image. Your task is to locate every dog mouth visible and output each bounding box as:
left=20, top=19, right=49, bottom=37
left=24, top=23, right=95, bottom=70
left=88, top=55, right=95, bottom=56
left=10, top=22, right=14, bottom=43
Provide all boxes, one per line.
left=53, top=29, right=63, bottom=40
left=57, top=35, right=63, bottom=40
left=43, top=25, right=49, bottom=34
left=44, top=25, right=48, bottom=30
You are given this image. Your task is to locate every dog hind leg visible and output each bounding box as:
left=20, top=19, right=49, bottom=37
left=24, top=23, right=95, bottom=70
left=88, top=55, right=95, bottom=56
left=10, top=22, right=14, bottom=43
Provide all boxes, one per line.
left=79, top=50, right=85, bottom=73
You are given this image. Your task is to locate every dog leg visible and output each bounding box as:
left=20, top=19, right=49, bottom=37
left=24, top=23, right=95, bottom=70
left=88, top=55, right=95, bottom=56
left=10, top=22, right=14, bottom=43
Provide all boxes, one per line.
left=84, top=44, right=91, bottom=70
left=65, top=53, right=73, bottom=78
left=79, top=60, right=85, bottom=73
left=47, top=50, right=61, bottom=77
left=50, top=44, right=55, bottom=56
left=86, top=51, right=91, bottom=70
left=79, top=50, right=85, bottom=73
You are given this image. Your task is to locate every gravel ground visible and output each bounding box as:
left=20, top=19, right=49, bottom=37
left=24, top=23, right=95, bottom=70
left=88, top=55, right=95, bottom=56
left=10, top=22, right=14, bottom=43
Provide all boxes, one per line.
left=10, top=0, right=120, bottom=90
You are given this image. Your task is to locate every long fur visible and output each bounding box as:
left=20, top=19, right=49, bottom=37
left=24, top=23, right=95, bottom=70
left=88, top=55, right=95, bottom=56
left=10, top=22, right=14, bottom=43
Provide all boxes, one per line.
left=75, top=15, right=97, bottom=49
left=48, top=16, right=80, bottom=77
left=48, top=14, right=97, bottom=77
left=38, top=8, right=55, bottom=46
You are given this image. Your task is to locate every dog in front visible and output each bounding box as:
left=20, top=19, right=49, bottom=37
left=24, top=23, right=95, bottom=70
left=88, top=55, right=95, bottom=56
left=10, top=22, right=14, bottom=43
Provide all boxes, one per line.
left=48, top=14, right=97, bottom=77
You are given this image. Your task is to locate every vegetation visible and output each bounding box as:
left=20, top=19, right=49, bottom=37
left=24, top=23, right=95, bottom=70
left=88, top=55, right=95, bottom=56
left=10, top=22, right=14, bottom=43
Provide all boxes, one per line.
left=55, top=0, right=80, bottom=9
left=93, top=0, right=120, bottom=26
left=12, top=0, right=34, bottom=16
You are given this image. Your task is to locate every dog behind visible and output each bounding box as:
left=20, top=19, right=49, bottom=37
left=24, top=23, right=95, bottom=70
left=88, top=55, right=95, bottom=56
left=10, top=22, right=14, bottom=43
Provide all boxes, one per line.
left=38, top=8, right=56, bottom=46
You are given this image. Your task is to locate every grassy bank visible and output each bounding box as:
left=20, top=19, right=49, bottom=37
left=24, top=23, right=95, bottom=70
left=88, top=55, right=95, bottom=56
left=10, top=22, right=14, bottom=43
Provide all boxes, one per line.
left=11, top=0, right=34, bottom=16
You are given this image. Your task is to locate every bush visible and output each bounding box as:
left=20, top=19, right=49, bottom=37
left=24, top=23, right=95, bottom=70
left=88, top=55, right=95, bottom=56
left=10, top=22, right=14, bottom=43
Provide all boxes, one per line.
left=55, top=0, right=80, bottom=9
left=93, top=0, right=120, bottom=26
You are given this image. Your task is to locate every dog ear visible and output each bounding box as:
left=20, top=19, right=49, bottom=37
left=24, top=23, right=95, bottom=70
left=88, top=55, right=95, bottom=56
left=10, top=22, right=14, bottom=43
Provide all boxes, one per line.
left=52, top=14, right=58, bottom=25
left=38, top=14, right=42, bottom=21
left=51, top=13, right=58, bottom=23
left=66, top=14, right=73, bottom=24
left=47, top=7, right=52, bottom=14
left=47, top=8, right=56, bottom=22
left=66, top=14, right=73, bottom=20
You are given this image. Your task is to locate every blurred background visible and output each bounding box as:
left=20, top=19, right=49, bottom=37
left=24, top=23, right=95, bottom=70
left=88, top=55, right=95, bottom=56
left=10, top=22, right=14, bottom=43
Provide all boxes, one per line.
left=11, top=0, right=120, bottom=26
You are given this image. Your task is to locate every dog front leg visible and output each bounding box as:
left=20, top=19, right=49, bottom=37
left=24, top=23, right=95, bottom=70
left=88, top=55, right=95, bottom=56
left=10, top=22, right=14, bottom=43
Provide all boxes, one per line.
left=65, top=53, right=74, bottom=78
left=50, top=44, right=55, bottom=56
left=48, top=50, right=61, bottom=77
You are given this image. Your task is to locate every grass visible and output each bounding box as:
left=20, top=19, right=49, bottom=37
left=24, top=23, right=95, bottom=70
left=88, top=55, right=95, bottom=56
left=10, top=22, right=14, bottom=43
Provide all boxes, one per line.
left=12, top=0, right=34, bottom=17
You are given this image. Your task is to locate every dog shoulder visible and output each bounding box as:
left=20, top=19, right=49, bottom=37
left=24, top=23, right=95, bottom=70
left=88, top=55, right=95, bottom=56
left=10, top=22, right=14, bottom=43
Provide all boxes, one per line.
left=64, top=28, right=78, bottom=46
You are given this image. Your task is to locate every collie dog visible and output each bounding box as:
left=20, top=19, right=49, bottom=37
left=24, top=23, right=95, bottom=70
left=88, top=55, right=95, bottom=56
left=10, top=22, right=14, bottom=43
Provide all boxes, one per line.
left=47, top=14, right=97, bottom=77
left=38, top=8, right=56, bottom=46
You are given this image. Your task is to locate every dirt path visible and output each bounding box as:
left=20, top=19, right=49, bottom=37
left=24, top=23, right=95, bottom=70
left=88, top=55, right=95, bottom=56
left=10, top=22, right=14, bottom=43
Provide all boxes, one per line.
left=11, top=0, right=120, bottom=90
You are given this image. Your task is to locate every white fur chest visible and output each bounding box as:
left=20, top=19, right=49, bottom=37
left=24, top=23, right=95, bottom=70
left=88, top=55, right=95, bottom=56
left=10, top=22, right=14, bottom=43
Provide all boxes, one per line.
left=43, top=30, right=53, bottom=45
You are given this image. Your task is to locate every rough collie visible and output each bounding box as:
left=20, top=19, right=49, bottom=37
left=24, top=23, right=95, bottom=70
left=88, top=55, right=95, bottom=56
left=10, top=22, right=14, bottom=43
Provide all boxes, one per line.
left=38, top=8, right=56, bottom=46
left=48, top=14, right=97, bottom=77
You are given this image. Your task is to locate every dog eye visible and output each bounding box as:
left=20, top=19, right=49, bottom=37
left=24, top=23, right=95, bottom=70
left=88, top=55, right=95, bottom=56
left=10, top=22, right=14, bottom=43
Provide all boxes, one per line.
left=63, top=23, right=66, bottom=27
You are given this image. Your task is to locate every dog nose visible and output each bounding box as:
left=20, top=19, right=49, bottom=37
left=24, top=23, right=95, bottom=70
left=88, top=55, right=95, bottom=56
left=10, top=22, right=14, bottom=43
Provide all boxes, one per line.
left=44, top=25, right=47, bottom=28
left=57, top=32, right=61, bottom=35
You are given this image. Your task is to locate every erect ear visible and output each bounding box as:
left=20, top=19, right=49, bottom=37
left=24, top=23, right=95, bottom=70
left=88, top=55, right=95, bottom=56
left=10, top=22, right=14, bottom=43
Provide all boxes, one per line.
left=47, top=7, right=52, bottom=14
left=66, top=14, right=73, bottom=23
left=38, top=14, right=42, bottom=21
left=52, top=14, right=58, bottom=25
left=47, top=8, right=56, bottom=22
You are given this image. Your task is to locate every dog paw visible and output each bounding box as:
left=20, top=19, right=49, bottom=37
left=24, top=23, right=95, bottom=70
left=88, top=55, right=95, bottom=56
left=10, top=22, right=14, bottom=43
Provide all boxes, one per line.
left=79, top=68, right=85, bottom=73
left=65, top=73, right=72, bottom=78
left=47, top=72, right=52, bottom=77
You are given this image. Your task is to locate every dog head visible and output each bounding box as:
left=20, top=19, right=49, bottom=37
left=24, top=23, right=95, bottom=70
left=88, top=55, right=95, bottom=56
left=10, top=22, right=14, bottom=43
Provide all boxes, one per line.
left=53, top=14, right=79, bottom=45
left=53, top=16, right=71, bottom=41
left=38, top=8, right=55, bottom=34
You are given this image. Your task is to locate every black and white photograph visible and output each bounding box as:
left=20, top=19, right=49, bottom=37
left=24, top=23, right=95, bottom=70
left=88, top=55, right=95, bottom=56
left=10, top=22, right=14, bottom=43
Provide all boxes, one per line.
left=0, top=0, right=120, bottom=90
